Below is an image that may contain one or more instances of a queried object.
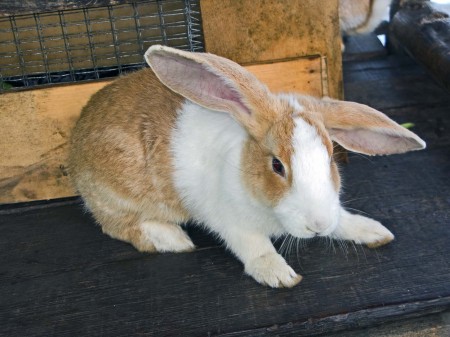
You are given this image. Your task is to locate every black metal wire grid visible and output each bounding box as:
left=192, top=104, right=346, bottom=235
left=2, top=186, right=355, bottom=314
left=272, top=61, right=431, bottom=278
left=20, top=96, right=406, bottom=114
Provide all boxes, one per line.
left=0, top=0, right=204, bottom=91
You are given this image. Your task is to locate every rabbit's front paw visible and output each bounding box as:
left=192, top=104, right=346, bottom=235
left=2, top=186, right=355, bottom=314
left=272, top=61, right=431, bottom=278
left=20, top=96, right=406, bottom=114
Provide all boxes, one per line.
left=333, top=211, right=394, bottom=248
left=245, top=253, right=302, bottom=288
left=362, top=219, right=395, bottom=248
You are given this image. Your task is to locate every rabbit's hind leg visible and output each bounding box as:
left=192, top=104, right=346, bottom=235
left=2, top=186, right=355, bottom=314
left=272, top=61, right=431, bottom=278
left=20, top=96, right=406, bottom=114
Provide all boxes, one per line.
left=139, top=220, right=195, bottom=253
left=90, top=206, right=156, bottom=252
left=92, top=206, right=194, bottom=253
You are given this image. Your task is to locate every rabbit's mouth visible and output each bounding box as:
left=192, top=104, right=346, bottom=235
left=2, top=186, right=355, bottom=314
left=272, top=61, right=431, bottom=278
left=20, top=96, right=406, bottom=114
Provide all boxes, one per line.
left=289, top=219, right=339, bottom=239
left=274, top=194, right=340, bottom=239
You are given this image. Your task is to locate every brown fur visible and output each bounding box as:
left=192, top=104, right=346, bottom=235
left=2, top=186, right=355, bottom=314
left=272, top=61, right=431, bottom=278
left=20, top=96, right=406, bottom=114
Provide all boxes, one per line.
left=148, top=47, right=280, bottom=141
left=240, top=92, right=349, bottom=205
left=242, top=109, right=296, bottom=206
left=294, top=94, right=425, bottom=155
left=147, top=47, right=302, bottom=207
left=366, top=235, right=393, bottom=248
left=69, top=68, right=190, bottom=251
left=201, top=54, right=280, bottom=140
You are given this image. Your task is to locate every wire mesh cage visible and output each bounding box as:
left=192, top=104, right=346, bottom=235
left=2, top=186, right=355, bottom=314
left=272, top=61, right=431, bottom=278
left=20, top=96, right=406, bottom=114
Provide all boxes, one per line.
left=0, top=0, right=204, bottom=91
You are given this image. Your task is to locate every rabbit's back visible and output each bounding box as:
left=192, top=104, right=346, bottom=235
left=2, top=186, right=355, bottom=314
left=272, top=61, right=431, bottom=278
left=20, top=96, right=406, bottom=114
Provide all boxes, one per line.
left=69, top=68, right=189, bottom=224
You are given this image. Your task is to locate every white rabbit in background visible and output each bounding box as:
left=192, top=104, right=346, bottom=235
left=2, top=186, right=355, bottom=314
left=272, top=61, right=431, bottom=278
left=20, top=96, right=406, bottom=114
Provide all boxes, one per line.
left=340, top=0, right=391, bottom=35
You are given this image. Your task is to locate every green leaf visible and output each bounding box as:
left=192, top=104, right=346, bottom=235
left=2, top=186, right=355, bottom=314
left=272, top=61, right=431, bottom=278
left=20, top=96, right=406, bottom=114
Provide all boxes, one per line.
left=401, top=122, right=415, bottom=129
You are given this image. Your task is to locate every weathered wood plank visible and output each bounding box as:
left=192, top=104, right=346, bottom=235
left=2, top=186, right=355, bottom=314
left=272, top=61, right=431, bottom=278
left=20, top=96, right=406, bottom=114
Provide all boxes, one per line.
left=1, top=145, right=449, bottom=336
left=343, top=56, right=450, bottom=110
left=324, top=310, right=450, bottom=337
left=218, top=300, right=450, bottom=336
left=246, top=57, right=323, bottom=95
left=0, top=80, right=112, bottom=203
left=342, top=33, right=387, bottom=62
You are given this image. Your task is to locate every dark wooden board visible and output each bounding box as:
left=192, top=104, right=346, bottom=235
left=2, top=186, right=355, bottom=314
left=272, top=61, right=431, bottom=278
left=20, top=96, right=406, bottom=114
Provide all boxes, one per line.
left=1, top=39, right=450, bottom=336
left=344, top=53, right=450, bottom=153
left=1, top=144, right=449, bottom=336
left=380, top=105, right=450, bottom=150
left=343, top=56, right=450, bottom=110
left=319, top=310, right=450, bottom=337
left=342, top=34, right=387, bottom=62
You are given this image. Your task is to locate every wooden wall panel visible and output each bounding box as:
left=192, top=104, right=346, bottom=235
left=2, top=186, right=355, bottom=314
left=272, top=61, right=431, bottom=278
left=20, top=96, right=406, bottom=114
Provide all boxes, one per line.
left=0, top=81, right=111, bottom=203
left=200, top=0, right=343, bottom=99
left=246, top=56, right=323, bottom=95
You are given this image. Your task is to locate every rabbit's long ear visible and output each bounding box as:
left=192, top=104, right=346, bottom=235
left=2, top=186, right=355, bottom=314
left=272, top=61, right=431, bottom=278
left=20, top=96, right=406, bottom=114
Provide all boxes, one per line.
left=145, top=45, right=274, bottom=138
left=319, top=98, right=426, bottom=155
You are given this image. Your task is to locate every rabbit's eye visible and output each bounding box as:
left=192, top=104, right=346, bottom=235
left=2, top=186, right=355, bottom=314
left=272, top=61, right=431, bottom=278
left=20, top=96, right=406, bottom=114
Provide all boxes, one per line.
left=272, top=157, right=285, bottom=177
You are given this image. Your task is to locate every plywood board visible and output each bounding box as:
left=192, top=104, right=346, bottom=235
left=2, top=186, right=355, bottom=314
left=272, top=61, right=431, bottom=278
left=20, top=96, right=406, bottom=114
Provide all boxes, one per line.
left=246, top=57, right=323, bottom=95
left=0, top=57, right=323, bottom=203
left=0, top=81, right=111, bottom=203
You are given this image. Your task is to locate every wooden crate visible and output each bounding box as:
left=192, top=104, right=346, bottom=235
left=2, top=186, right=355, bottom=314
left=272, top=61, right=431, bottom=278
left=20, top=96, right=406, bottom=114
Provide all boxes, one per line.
left=0, top=0, right=342, bottom=203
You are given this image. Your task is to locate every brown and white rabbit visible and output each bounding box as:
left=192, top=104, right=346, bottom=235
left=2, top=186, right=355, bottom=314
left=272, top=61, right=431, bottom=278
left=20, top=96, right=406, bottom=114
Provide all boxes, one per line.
left=339, top=0, right=391, bottom=35
left=69, top=45, right=425, bottom=288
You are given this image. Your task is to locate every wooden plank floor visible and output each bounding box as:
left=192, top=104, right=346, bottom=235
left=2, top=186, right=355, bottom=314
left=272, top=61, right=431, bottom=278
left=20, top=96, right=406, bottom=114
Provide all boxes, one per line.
left=1, top=39, right=450, bottom=336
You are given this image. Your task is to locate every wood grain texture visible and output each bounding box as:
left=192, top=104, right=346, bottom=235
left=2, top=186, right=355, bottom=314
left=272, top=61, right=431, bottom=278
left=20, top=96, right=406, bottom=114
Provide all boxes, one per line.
left=200, top=0, right=343, bottom=99
left=342, top=34, right=387, bottom=62
left=246, top=57, right=323, bottom=95
left=0, top=146, right=449, bottom=336
left=325, top=311, right=450, bottom=337
left=0, top=80, right=111, bottom=203
left=343, top=55, right=450, bottom=110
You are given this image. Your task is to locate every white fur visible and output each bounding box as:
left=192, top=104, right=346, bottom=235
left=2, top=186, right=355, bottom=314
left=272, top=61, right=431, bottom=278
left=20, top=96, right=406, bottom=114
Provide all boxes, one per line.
left=275, top=112, right=340, bottom=238
left=171, top=100, right=301, bottom=285
left=170, top=98, right=393, bottom=287
left=140, top=220, right=195, bottom=252
left=244, top=252, right=302, bottom=288
left=332, top=209, right=394, bottom=245
left=355, top=0, right=390, bottom=34
left=278, top=93, right=304, bottom=113
left=171, top=101, right=284, bottom=237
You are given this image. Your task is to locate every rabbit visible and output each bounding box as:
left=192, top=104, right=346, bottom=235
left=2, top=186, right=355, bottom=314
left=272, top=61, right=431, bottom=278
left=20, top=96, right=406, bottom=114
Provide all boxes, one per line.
left=69, top=45, right=426, bottom=288
left=339, top=0, right=391, bottom=35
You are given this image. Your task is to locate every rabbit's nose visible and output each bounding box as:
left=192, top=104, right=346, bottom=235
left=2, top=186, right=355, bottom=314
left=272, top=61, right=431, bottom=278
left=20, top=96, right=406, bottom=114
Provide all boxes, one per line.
left=306, top=228, right=318, bottom=236
left=309, top=221, right=333, bottom=236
